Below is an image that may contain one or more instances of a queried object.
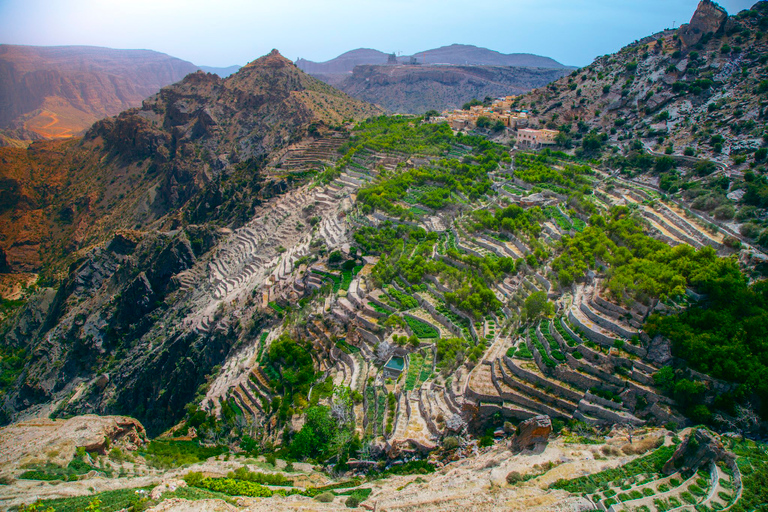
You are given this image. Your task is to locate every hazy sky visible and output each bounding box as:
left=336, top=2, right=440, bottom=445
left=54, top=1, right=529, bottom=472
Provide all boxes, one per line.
left=0, top=0, right=756, bottom=67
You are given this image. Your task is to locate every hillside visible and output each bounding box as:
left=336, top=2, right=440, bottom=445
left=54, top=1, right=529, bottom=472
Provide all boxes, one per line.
left=0, top=49, right=380, bottom=435
left=0, top=45, right=243, bottom=144
left=323, top=64, right=571, bottom=114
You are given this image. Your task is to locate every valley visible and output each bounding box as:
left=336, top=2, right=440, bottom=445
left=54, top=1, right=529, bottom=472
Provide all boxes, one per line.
left=1, top=1, right=768, bottom=511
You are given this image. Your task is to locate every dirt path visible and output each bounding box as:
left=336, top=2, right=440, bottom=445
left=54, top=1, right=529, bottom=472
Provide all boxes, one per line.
left=25, top=110, right=76, bottom=139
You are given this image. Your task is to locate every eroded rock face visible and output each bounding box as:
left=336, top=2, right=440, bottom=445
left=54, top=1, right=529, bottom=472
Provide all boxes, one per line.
left=510, top=415, right=552, bottom=452
left=678, top=0, right=728, bottom=48
left=662, top=428, right=731, bottom=474
left=0, top=414, right=146, bottom=478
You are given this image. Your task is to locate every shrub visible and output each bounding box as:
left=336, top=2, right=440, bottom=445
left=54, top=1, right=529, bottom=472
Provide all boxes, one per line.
left=713, top=204, right=735, bottom=220
left=740, top=222, right=762, bottom=239
left=345, top=495, right=361, bottom=508
left=315, top=491, right=335, bottom=503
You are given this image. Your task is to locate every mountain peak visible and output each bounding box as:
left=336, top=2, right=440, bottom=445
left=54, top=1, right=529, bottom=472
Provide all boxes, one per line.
left=245, top=48, right=294, bottom=69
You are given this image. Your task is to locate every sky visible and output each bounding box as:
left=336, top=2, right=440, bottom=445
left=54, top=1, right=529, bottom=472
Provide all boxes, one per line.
left=0, top=0, right=757, bottom=68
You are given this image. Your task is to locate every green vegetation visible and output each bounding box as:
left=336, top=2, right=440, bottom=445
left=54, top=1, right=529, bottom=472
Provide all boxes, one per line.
left=404, top=316, right=439, bottom=339
left=552, top=207, right=726, bottom=305
left=551, top=444, right=673, bottom=493
left=646, top=266, right=768, bottom=419
left=265, top=335, right=317, bottom=421
left=19, top=456, right=98, bottom=482
left=139, top=440, right=227, bottom=469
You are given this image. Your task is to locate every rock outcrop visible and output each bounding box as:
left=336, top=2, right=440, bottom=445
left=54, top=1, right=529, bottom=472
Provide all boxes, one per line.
left=0, top=414, right=146, bottom=478
left=510, top=415, right=552, bottom=452
left=677, top=0, right=728, bottom=48
left=662, top=428, right=731, bottom=474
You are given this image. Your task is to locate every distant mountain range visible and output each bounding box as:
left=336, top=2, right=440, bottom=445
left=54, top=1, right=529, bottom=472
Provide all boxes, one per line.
left=0, top=43, right=568, bottom=143
left=0, top=45, right=240, bottom=144
left=295, top=44, right=570, bottom=74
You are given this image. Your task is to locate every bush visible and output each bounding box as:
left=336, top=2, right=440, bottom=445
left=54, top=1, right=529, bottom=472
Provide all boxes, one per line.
left=712, top=204, right=735, bottom=220
left=345, top=495, right=361, bottom=508
left=443, top=436, right=459, bottom=450
left=506, top=471, right=524, bottom=484
left=315, top=491, right=335, bottom=503
left=740, top=222, right=762, bottom=239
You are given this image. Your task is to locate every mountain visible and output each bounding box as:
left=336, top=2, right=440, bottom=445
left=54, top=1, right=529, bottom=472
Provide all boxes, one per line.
left=329, top=64, right=571, bottom=114
left=0, top=45, right=200, bottom=142
left=295, top=48, right=391, bottom=73
left=0, top=45, right=244, bottom=144
left=296, top=44, right=569, bottom=74
left=512, top=0, right=768, bottom=165
left=412, top=44, right=568, bottom=68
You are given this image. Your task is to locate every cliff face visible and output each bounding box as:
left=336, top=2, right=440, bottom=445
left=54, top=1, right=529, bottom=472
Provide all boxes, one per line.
left=0, top=45, right=201, bottom=141
left=328, top=64, right=571, bottom=114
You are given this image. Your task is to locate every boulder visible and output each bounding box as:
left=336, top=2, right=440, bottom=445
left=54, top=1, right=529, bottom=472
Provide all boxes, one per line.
left=510, top=415, right=552, bottom=452
left=150, top=479, right=188, bottom=500
left=645, top=91, right=676, bottom=113
left=678, top=0, right=728, bottom=48
left=662, top=428, right=732, bottom=474
left=107, top=230, right=143, bottom=255
left=646, top=335, right=672, bottom=365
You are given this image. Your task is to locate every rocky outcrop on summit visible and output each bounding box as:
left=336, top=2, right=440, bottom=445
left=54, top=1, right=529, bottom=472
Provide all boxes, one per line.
left=679, top=0, right=729, bottom=48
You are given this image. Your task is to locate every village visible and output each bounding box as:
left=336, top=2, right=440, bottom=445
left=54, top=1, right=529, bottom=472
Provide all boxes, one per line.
left=434, top=95, right=559, bottom=147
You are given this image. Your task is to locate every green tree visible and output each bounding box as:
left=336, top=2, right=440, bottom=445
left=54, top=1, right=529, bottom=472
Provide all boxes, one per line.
left=523, top=291, right=554, bottom=322
left=476, top=116, right=492, bottom=129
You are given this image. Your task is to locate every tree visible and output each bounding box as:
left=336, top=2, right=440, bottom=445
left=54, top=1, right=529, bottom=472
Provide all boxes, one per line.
left=423, top=109, right=439, bottom=120
left=523, top=291, right=554, bottom=322
left=462, top=98, right=482, bottom=110
left=694, top=160, right=717, bottom=177
left=476, top=116, right=492, bottom=129
left=555, top=132, right=573, bottom=148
